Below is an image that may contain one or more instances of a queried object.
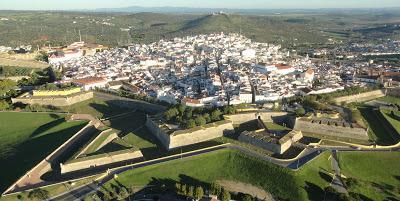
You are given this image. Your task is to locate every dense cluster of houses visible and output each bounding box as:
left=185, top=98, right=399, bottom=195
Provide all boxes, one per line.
left=49, top=33, right=365, bottom=107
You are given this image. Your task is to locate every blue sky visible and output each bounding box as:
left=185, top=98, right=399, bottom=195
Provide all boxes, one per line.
left=1, top=0, right=400, bottom=10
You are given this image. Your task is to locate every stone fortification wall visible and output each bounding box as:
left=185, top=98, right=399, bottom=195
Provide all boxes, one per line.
left=333, top=90, right=385, bottom=104
left=12, top=91, right=94, bottom=107
left=225, top=112, right=288, bottom=125
left=60, top=150, right=143, bottom=174
left=145, top=117, right=171, bottom=148
left=146, top=117, right=234, bottom=150
left=387, top=87, right=400, bottom=97
left=169, top=121, right=234, bottom=149
left=32, top=87, right=81, bottom=96
left=293, top=118, right=368, bottom=141
left=238, top=133, right=281, bottom=153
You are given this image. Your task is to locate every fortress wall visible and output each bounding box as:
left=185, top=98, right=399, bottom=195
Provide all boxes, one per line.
left=225, top=112, right=288, bottom=125
left=12, top=91, right=94, bottom=107
left=294, top=119, right=369, bottom=141
left=145, top=117, right=171, bottom=149
left=333, top=90, right=385, bottom=104
left=387, top=87, right=400, bottom=97
left=238, top=134, right=281, bottom=154
left=169, top=122, right=234, bottom=149
left=47, top=123, right=96, bottom=161
left=75, top=129, right=116, bottom=158
left=60, top=150, right=143, bottom=174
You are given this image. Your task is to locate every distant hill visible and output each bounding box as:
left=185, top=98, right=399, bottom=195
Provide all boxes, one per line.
left=0, top=11, right=399, bottom=47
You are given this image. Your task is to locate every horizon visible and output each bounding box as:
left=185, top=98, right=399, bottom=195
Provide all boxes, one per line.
left=1, top=0, right=400, bottom=11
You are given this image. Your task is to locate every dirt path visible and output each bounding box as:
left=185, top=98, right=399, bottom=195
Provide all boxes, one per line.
left=217, top=180, right=275, bottom=201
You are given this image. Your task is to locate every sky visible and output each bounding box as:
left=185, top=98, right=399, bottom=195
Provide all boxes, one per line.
left=1, top=0, right=400, bottom=10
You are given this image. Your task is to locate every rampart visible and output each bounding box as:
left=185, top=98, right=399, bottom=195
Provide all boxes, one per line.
left=293, top=118, right=369, bottom=141
left=146, top=117, right=234, bottom=150
left=12, top=91, right=94, bottom=107
left=60, top=149, right=143, bottom=174
left=238, top=130, right=302, bottom=154
left=224, top=112, right=288, bottom=125
left=32, top=87, right=81, bottom=96
left=75, top=129, right=117, bottom=158
left=333, top=89, right=385, bottom=104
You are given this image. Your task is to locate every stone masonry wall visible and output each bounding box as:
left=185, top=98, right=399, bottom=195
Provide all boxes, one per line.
left=333, top=90, right=385, bottom=104
left=12, top=91, right=94, bottom=107
left=294, top=119, right=369, bottom=141
left=225, top=112, right=288, bottom=125
left=169, top=122, right=234, bottom=149
left=60, top=150, right=143, bottom=174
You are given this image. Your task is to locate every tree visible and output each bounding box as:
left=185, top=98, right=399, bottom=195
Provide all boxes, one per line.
left=177, top=104, right=186, bottom=115
left=194, top=186, right=204, bottom=200
left=223, top=106, right=236, bottom=115
left=181, top=184, right=187, bottom=196
left=203, top=113, right=211, bottom=123
left=91, top=193, right=102, bottom=201
left=210, top=182, right=222, bottom=196
left=0, top=100, right=10, bottom=111
left=186, top=119, right=197, bottom=129
left=175, top=182, right=182, bottom=194
left=117, top=187, right=129, bottom=200
left=220, top=188, right=231, bottom=201
left=195, top=116, right=207, bottom=126
left=211, top=109, right=222, bottom=121
left=35, top=51, right=49, bottom=62
left=185, top=107, right=193, bottom=119
left=187, top=186, right=194, bottom=198
left=241, top=194, right=253, bottom=201
left=0, top=79, right=17, bottom=96
left=165, top=108, right=179, bottom=121
left=28, top=188, right=49, bottom=200
left=295, top=108, right=306, bottom=117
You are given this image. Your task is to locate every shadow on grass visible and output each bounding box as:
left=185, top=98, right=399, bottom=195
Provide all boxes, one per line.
left=29, top=117, right=65, bottom=138
left=318, top=171, right=332, bottom=183
left=0, top=123, right=85, bottom=192
left=304, top=181, right=324, bottom=201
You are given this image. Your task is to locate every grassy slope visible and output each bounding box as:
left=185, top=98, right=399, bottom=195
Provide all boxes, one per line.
left=104, top=149, right=305, bottom=201
left=0, top=112, right=87, bottom=192
left=295, top=152, right=333, bottom=201
left=339, top=152, right=400, bottom=200
left=61, top=98, right=128, bottom=119
left=358, top=106, right=396, bottom=145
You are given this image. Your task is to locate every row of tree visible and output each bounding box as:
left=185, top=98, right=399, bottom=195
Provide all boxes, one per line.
left=164, top=104, right=236, bottom=129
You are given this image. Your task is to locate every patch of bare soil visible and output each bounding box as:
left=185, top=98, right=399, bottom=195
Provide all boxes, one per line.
left=217, top=180, right=275, bottom=201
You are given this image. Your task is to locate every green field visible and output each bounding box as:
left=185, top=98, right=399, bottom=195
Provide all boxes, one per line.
left=0, top=112, right=87, bottom=192
left=103, top=149, right=305, bottom=201
left=338, top=152, right=400, bottom=200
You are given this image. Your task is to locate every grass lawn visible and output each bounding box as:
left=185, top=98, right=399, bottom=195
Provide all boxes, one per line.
left=264, top=122, right=290, bottom=131
left=377, top=95, right=400, bottom=105
left=0, top=112, right=87, bottom=193
left=61, top=98, right=129, bottom=119
left=295, top=152, right=333, bottom=201
left=380, top=109, right=400, bottom=142
left=338, top=152, right=400, bottom=201
left=103, top=149, right=305, bottom=201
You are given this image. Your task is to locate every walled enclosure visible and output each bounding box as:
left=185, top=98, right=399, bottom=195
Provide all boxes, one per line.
left=224, top=112, right=289, bottom=125
left=12, top=91, right=94, bottom=107
left=146, top=117, right=234, bottom=150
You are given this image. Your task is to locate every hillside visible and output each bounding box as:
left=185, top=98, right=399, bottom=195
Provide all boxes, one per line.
left=0, top=11, right=399, bottom=47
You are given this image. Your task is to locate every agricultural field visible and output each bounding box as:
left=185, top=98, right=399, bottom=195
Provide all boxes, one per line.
left=103, top=149, right=305, bottom=201
left=0, top=112, right=87, bottom=192
left=338, top=152, right=400, bottom=201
